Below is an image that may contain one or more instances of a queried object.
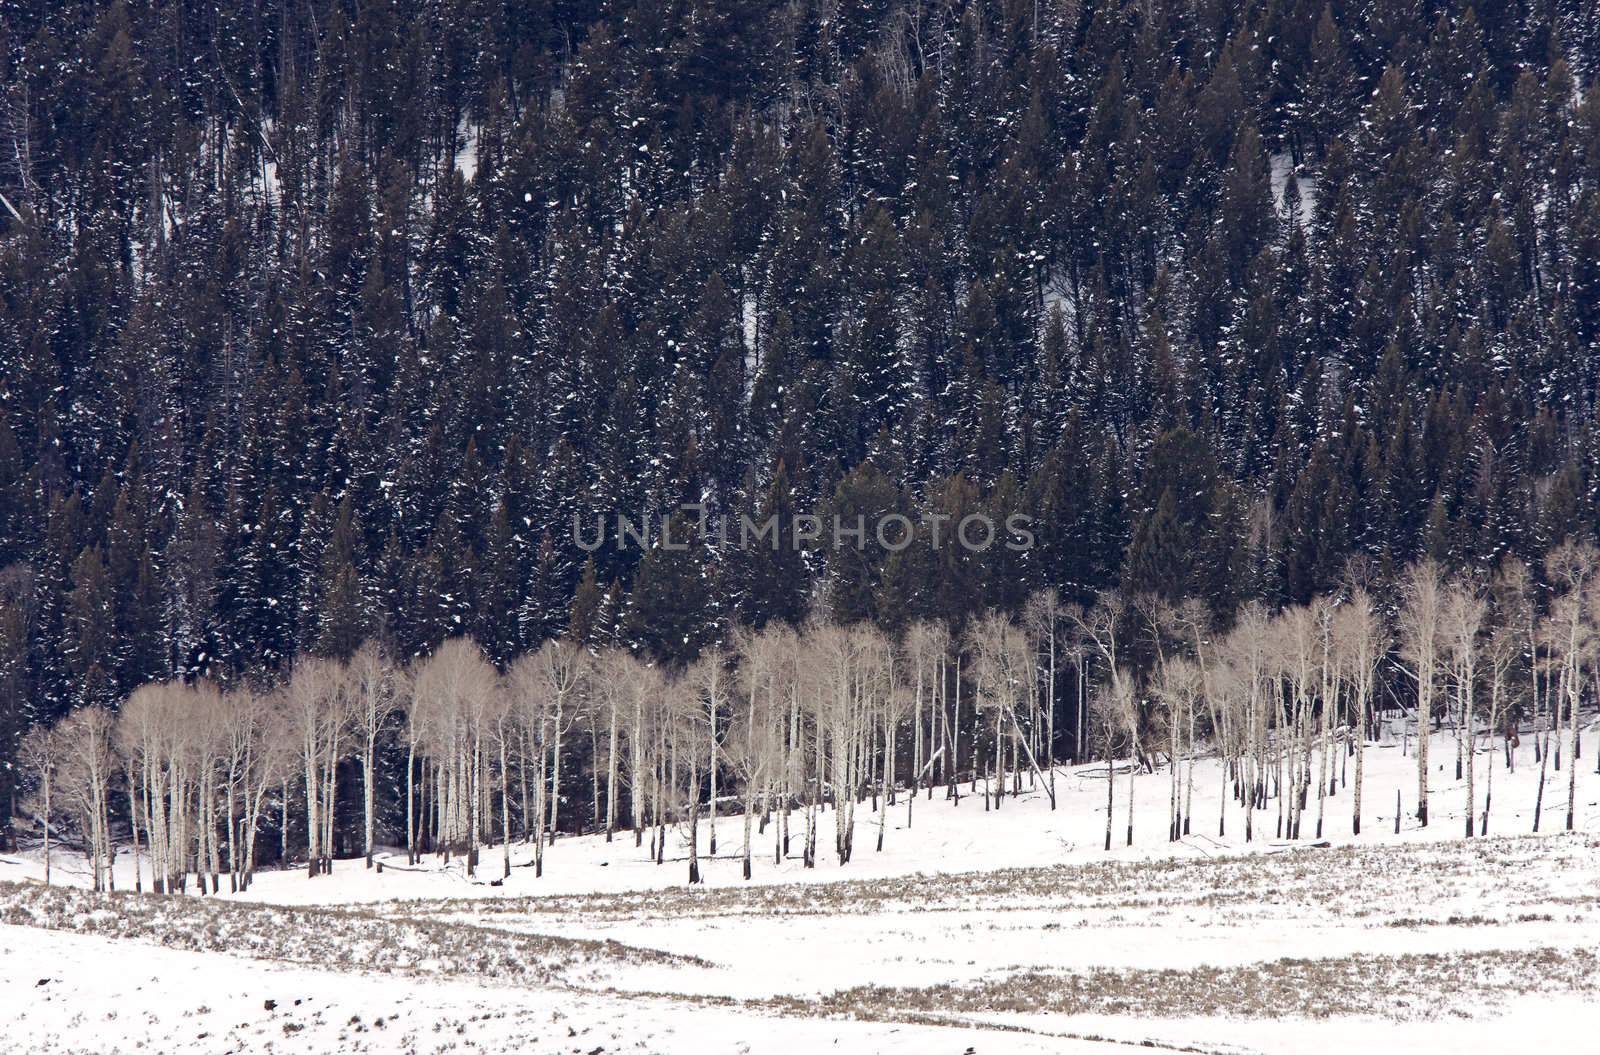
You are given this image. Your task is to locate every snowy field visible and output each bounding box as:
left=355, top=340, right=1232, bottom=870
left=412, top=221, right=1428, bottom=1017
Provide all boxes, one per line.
left=4, top=727, right=1599, bottom=1054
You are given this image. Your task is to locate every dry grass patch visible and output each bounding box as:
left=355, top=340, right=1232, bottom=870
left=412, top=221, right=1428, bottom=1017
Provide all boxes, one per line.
left=0, top=879, right=705, bottom=985
left=787, top=946, right=1600, bottom=1023
left=381, top=832, right=1600, bottom=928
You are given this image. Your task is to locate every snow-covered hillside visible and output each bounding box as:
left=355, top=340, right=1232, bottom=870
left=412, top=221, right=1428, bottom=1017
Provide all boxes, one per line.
left=5, top=728, right=1600, bottom=1053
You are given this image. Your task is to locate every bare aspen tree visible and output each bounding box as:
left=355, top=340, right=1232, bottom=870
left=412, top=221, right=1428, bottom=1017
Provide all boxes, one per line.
left=1334, top=588, right=1381, bottom=835
left=1311, top=598, right=1340, bottom=840
left=464, top=641, right=502, bottom=873
left=78, top=709, right=118, bottom=891
left=796, top=629, right=825, bottom=865
left=345, top=641, right=398, bottom=868
left=688, top=645, right=732, bottom=858
left=1090, top=666, right=1135, bottom=850
left=1153, top=656, right=1200, bottom=842
left=1025, top=589, right=1062, bottom=807
left=118, top=681, right=213, bottom=893
left=592, top=649, right=640, bottom=843
left=737, top=624, right=800, bottom=864
left=857, top=623, right=902, bottom=847
left=1489, top=557, right=1533, bottom=786
left=879, top=679, right=914, bottom=849
left=768, top=624, right=804, bottom=861
left=1442, top=580, right=1487, bottom=836
left=185, top=682, right=227, bottom=894
left=117, top=683, right=174, bottom=891
left=18, top=722, right=60, bottom=885
left=1544, top=541, right=1598, bottom=832
left=807, top=621, right=874, bottom=865
left=801, top=622, right=836, bottom=864
left=940, top=630, right=953, bottom=797
left=176, top=683, right=203, bottom=891
left=726, top=636, right=785, bottom=879
left=1174, top=598, right=1214, bottom=834
left=287, top=657, right=345, bottom=876
left=1134, top=596, right=1182, bottom=833
left=643, top=666, right=682, bottom=867
left=1180, top=658, right=1198, bottom=838
left=484, top=670, right=518, bottom=878
left=1533, top=632, right=1554, bottom=833
left=413, top=638, right=499, bottom=872
left=905, top=620, right=946, bottom=822
left=1204, top=654, right=1246, bottom=836
left=966, top=613, right=1006, bottom=810
left=53, top=707, right=117, bottom=890
left=122, top=740, right=142, bottom=892
left=1223, top=602, right=1274, bottom=842
left=1117, top=665, right=1139, bottom=847
left=458, top=673, right=496, bottom=877
left=215, top=685, right=252, bottom=891
left=1071, top=590, right=1128, bottom=676
left=968, top=612, right=1030, bottom=810
left=1494, top=557, right=1547, bottom=827
left=1273, top=604, right=1318, bottom=840
left=1580, top=569, right=1600, bottom=827
left=668, top=674, right=707, bottom=883
left=397, top=662, right=430, bottom=864
left=233, top=685, right=292, bottom=891
left=507, top=650, right=555, bottom=875
left=155, top=685, right=187, bottom=892
left=206, top=682, right=277, bottom=893
left=1072, top=589, right=1130, bottom=821
left=625, top=658, right=667, bottom=848
left=534, top=638, right=590, bottom=844
left=1482, top=622, right=1518, bottom=836
left=862, top=627, right=903, bottom=822
left=842, top=624, right=886, bottom=861
left=730, top=627, right=766, bottom=874
left=582, top=695, right=604, bottom=833
left=724, top=701, right=763, bottom=880
left=991, top=615, right=1050, bottom=807
left=1399, top=559, right=1447, bottom=827
left=193, top=681, right=226, bottom=892
left=1069, top=632, right=1089, bottom=764
left=632, top=667, right=661, bottom=862
left=139, top=679, right=215, bottom=895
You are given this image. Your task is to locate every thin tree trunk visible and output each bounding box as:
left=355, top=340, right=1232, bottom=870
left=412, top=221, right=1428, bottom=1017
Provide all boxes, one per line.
left=1104, top=743, right=1114, bottom=852
left=364, top=729, right=377, bottom=868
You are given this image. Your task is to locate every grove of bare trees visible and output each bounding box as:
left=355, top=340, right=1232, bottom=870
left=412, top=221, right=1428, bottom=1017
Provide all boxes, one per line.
left=16, top=545, right=1600, bottom=893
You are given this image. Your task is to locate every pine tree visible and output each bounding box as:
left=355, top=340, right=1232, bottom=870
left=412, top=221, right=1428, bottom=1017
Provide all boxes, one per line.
left=316, top=496, right=369, bottom=660
left=736, top=461, right=810, bottom=628
left=1124, top=429, right=1220, bottom=602
left=1303, top=5, right=1357, bottom=156
left=63, top=545, right=115, bottom=708
left=568, top=557, right=603, bottom=645
left=625, top=513, right=717, bottom=667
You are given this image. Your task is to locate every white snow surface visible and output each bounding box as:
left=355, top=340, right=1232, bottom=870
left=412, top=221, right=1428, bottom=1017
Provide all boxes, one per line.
left=4, top=729, right=1599, bottom=1053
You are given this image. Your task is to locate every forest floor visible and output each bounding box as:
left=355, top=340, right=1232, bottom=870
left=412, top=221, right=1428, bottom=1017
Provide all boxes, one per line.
left=3, top=727, right=1599, bottom=1053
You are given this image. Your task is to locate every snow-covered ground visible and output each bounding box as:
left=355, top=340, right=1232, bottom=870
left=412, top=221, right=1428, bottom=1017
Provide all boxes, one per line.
left=15, top=719, right=1594, bottom=903
left=4, top=728, right=1599, bottom=1053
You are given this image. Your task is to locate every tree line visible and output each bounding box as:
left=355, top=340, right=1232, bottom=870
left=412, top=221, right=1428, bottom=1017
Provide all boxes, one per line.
left=17, top=536, right=1600, bottom=891
left=17, top=611, right=1060, bottom=889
